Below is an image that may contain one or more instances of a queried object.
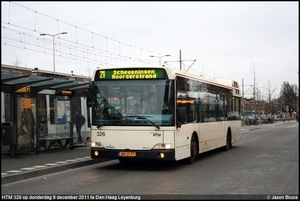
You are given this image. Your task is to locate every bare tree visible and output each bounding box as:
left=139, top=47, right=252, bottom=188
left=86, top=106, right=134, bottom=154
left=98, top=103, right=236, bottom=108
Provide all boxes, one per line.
left=264, top=79, right=277, bottom=103
left=12, top=57, right=22, bottom=68
left=86, top=65, right=93, bottom=78
left=249, top=62, right=261, bottom=116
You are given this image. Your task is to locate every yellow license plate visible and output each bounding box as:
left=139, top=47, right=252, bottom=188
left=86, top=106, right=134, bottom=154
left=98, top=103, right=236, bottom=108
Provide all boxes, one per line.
left=119, top=152, right=136, bottom=157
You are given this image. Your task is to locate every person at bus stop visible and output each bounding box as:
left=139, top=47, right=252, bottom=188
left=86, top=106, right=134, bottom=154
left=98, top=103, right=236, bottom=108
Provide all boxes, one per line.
left=73, top=108, right=85, bottom=144
left=18, top=108, right=35, bottom=150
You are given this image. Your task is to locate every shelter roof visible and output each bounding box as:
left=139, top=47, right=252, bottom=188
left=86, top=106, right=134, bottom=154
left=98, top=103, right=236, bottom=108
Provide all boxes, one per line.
left=1, top=71, right=89, bottom=96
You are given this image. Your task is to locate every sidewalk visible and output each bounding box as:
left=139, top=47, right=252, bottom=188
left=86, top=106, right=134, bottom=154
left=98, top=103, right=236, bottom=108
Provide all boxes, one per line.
left=1, top=143, right=90, bottom=172
left=1, top=143, right=110, bottom=184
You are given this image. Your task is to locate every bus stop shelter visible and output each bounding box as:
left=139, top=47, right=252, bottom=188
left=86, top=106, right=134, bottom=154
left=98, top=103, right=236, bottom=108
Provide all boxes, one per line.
left=1, top=71, right=89, bottom=157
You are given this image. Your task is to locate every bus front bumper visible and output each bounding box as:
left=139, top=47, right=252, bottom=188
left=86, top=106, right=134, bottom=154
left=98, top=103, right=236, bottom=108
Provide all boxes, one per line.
left=91, top=147, right=175, bottom=161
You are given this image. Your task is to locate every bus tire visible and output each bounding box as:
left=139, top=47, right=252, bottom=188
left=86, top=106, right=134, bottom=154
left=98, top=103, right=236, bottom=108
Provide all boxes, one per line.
left=223, top=130, right=232, bottom=151
left=185, top=134, right=198, bottom=164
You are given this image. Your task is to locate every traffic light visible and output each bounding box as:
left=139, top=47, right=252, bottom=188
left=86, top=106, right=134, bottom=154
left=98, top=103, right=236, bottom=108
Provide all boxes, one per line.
left=268, top=109, right=271, bottom=113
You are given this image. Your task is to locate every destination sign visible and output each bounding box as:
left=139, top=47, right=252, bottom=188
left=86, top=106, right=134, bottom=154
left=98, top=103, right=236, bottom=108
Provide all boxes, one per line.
left=95, top=69, right=167, bottom=80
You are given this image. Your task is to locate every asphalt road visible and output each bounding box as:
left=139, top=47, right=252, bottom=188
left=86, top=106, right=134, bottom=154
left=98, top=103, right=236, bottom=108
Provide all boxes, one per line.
left=2, top=121, right=298, bottom=198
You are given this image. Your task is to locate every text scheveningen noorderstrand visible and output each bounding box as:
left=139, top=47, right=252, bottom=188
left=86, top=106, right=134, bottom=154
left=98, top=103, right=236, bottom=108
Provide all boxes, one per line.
left=2, top=195, right=142, bottom=200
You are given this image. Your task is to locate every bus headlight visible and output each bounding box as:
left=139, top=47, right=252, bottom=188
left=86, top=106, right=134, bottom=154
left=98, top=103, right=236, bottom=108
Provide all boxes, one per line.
left=153, top=143, right=173, bottom=149
left=159, top=153, right=165, bottom=158
left=92, top=142, right=104, bottom=147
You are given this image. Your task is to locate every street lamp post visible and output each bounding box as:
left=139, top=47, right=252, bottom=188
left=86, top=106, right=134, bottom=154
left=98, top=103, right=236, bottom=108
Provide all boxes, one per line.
left=149, top=54, right=170, bottom=65
left=40, top=32, right=68, bottom=72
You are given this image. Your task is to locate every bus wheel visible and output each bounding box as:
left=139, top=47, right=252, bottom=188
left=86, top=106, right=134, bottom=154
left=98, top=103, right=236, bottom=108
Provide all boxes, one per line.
left=223, top=131, right=232, bottom=151
left=185, top=134, right=198, bottom=164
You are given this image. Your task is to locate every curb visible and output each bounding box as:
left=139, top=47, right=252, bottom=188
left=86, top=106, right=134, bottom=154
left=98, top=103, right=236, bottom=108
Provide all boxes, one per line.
left=1, top=158, right=110, bottom=184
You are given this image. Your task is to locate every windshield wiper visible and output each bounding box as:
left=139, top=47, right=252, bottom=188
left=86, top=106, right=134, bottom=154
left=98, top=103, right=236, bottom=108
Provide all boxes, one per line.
left=97, top=121, right=108, bottom=129
left=136, top=116, right=160, bottom=130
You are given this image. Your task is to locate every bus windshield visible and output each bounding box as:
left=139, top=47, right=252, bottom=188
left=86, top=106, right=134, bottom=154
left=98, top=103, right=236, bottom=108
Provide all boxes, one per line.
left=90, top=79, right=175, bottom=127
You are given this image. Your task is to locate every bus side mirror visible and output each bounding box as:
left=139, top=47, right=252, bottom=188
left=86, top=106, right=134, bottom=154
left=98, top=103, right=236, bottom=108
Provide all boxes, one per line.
left=87, top=85, right=93, bottom=104
left=176, top=122, right=182, bottom=128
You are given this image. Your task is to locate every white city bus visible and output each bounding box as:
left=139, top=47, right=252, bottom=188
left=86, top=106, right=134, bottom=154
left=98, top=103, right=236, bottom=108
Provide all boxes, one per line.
left=88, top=64, right=242, bottom=164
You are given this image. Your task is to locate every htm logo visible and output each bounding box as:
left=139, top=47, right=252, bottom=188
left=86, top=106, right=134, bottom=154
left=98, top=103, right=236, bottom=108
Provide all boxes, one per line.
left=2, top=195, right=13, bottom=199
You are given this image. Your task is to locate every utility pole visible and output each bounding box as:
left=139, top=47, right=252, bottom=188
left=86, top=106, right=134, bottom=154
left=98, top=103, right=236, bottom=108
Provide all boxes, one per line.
left=242, top=79, right=244, bottom=115
left=179, top=50, right=182, bottom=70
left=166, top=50, right=196, bottom=71
left=242, top=80, right=253, bottom=116
left=253, top=63, right=256, bottom=117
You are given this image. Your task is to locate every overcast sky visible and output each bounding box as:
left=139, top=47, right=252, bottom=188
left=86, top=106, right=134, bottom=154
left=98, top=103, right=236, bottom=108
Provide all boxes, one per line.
left=1, top=1, right=299, bottom=99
